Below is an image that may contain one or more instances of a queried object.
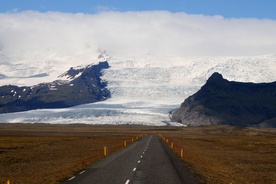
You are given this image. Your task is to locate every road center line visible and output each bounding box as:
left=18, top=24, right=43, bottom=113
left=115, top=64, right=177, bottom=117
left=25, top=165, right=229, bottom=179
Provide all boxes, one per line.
left=133, top=167, right=136, bottom=171
left=125, top=179, right=130, bottom=184
left=138, top=160, right=140, bottom=163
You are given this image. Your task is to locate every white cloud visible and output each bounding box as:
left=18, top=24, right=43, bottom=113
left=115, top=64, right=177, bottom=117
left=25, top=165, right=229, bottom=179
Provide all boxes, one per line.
left=0, top=10, right=276, bottom=59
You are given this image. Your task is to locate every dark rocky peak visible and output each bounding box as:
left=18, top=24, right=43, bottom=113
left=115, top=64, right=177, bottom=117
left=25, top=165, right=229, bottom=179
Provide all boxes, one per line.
left=91, top=61, right=110, bottom=73
left=201, top=72, right=231, bottom=91
left=59, top=67, right=84, bottom=79
left=206, top=72, right=224, bottom=83
left=205, top=72, right=228, bottom=85
left=58, top=61, right=109, bottom=80
left=173, top=72, right=276, bottom=128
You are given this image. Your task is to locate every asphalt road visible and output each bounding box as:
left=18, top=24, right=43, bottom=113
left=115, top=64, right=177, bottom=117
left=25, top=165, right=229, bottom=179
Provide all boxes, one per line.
left=62, top=135, right=198, bottom=184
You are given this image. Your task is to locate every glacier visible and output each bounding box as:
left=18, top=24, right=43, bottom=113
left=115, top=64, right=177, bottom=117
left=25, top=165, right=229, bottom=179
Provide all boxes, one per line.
left=1, top=11, right=276, bottom=125
left=0, top=52, right=275, bottom=126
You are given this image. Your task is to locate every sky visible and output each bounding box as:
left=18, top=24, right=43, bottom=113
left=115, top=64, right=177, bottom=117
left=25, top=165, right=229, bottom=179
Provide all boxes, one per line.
left=0, top=0, right=276, bottom=20
left=0, top=0, right=276, bottom=61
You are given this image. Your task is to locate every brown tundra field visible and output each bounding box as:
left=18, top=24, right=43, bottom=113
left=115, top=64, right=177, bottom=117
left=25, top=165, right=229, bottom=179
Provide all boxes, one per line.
left=0, top=123, right=276, bottom=184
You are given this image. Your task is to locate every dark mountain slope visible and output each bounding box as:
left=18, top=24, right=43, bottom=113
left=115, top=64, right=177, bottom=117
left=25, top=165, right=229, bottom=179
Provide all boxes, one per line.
left=172, top=72, right=276, bottom=127
left=0, top=61, right=110, bottom=113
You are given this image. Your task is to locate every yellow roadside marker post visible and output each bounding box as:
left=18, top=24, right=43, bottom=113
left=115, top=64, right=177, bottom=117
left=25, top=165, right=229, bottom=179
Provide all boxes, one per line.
left=104, top=146, right=107, bottom=156
left=180, top=148, right=184, bottom=158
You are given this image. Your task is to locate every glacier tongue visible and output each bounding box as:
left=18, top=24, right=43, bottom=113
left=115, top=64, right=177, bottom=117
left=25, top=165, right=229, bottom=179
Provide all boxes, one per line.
left=0, top=55, right=276, bottom=126
left=0, top=101, right=182, bottom=126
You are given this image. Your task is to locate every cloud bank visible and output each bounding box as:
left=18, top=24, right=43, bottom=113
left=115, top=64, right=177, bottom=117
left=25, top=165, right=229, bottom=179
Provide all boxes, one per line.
left=0, top=11, right=276, bottom=59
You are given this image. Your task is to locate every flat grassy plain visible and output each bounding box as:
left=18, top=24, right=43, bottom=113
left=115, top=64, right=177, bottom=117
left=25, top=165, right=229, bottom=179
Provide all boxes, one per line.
left=161, top=126, right=276, bottom=184
left=0, top=124, right=140, bottom=184
left=0, top=123, right=275, bottom=184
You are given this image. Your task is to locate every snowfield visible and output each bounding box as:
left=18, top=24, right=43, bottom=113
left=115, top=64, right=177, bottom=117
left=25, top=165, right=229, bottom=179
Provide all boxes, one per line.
left=0, top=51, right=275, bottom=125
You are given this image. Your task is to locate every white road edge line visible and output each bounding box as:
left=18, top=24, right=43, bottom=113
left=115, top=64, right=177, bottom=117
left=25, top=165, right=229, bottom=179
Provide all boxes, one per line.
left=68, top=176, right=75, bottom=181
left=125, top=179, right=130, bottom=184
left=79, top=170, right=85, bottom=174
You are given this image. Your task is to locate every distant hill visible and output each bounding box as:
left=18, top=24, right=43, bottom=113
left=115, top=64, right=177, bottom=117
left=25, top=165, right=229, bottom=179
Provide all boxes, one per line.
left=172, top=72, right=276, bottom=128
left=0, top=61, right=110, bottom=113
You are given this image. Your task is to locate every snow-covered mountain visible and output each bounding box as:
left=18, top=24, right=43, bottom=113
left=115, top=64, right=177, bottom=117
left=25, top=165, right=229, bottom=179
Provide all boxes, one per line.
left=1, top=11, right=276, bottom=125
left=0, top=49, right=275, bottom=125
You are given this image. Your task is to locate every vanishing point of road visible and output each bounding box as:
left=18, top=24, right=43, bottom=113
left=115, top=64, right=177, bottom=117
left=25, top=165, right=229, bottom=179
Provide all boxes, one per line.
left=62, top=135, right=198, bottom=184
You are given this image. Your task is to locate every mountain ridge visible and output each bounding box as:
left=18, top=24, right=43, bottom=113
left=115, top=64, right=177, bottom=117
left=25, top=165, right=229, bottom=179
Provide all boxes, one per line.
left=0, top=61, right=110, bottom=113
